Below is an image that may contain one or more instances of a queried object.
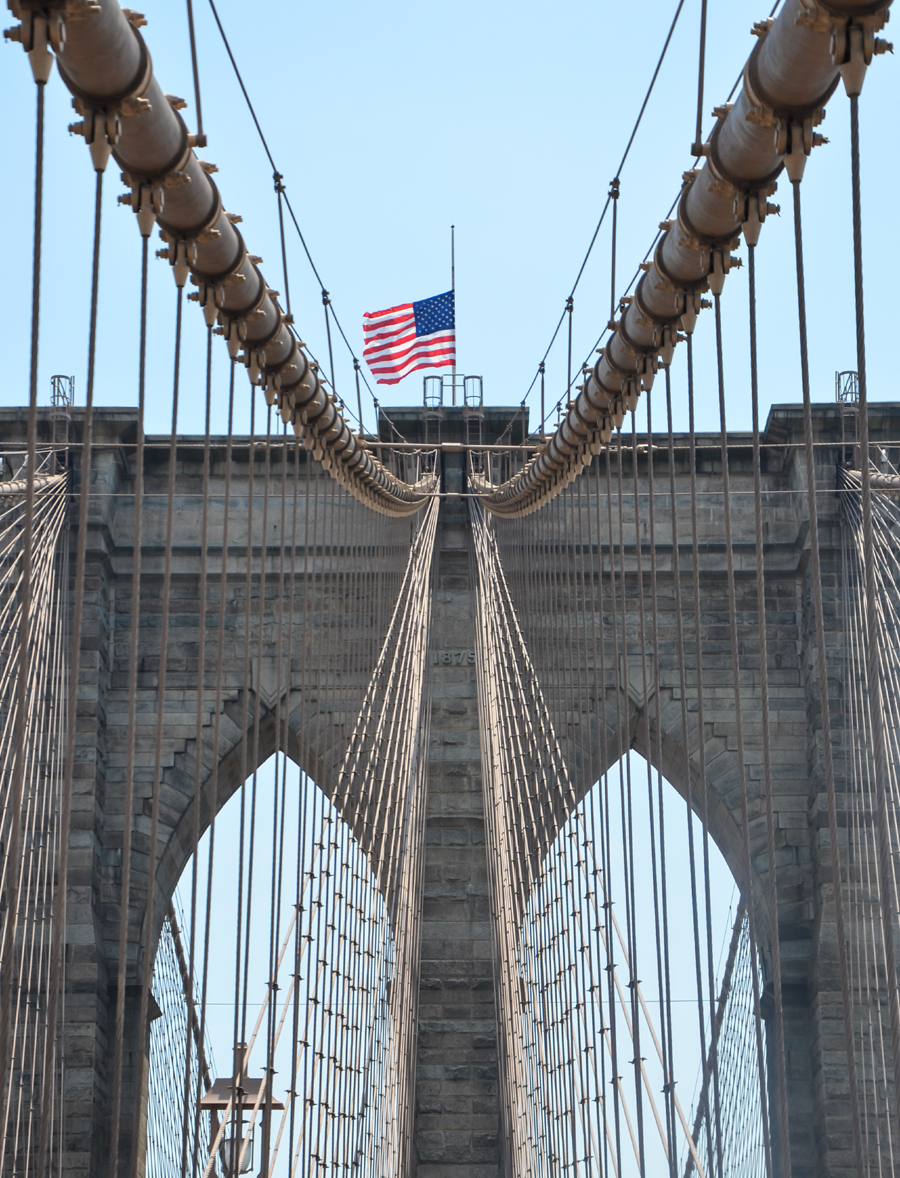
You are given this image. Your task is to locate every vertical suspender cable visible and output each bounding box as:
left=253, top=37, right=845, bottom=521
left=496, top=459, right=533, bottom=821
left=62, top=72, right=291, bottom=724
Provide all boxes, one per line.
left=747, top=242, right=792, bottom=1176
left=323, top=291, right=336, bottom=395
left=184, top=0, right=205, bottom=145
left=566, top=297, right=574, bottom=403
left=354, top=359, right=364, bottom=436
left=257, top=407, right=278, bottom=1178
left=39, top=164, right=104, bottom=1178
left=603, top=458, right=625, bottom=1174
left=237, top=386, right=258, bottom=1092
left=614, top=434, right=646, bottom=1174
left=131, top=283, right=185, bottom=1178
left=609, top=178, right=620, bottom=326
left=190, top=328, right=217, bottom=1178
left=848, top=87, right=900, bottom=1141
left=539, top=362, right=546, bottom=437
left=182, top=355, right=220, bottom=1177
left=224, top=359, right=248, bottom=1178
left=111, top=230, right=150, bottom=1178
left=790, top=173, right=865, bottom=1177
left=275, top=174, right=292, bottom=322
left=692, top=0, right=709, bottom=156
left=710, top=289, right=772, bottom=1178
left=634, top=406, right=678, bottom=1177
left=684, top=339, right=722, bottom=1177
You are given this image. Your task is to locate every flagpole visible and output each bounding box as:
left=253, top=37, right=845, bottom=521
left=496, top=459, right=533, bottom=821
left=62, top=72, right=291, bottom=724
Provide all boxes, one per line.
left=451, top=224, right=456, bottom=406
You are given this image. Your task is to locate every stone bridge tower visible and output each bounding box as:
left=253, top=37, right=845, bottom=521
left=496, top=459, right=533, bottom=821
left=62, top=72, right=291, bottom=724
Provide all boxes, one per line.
left=4, top=399, right=896, bottom=1178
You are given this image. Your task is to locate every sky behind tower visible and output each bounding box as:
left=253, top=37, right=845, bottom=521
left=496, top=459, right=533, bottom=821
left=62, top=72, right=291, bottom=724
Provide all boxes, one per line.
left=0, top=0, right=895, bottom=438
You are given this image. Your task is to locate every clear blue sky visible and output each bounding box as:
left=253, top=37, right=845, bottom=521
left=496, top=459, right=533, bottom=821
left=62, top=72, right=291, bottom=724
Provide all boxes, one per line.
left=1, top=0, right=895, bottom=438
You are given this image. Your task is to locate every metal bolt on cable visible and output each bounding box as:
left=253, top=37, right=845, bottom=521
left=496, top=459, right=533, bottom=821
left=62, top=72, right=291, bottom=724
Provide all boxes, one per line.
left=4, top=11, right=62, bottom=82
left=833, top=21, right=893, bottom=96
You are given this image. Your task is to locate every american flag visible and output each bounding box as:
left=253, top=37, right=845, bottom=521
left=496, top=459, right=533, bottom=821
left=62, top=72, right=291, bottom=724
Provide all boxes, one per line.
left=362, top=290, right=455, bottom=385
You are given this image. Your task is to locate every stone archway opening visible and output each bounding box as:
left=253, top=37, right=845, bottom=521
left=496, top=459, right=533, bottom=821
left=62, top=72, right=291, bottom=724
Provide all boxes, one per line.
left=513, top=749, right=769, bottom=1178
left=146, top=752, right=401, bottom=1178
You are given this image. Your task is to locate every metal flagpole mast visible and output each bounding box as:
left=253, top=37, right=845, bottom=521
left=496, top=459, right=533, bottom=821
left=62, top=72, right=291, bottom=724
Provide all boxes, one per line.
left=451, top=224, right=456, bottom=405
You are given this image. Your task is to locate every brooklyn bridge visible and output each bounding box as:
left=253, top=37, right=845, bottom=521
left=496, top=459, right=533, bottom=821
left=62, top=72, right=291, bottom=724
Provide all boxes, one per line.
left=0, top=2, right=897, bottom=1177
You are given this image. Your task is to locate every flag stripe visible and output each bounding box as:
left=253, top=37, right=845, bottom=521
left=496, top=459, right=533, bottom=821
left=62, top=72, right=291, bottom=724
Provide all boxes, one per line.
left=371, top=352, right=455, bottom=385
left=363, top=323, right=417, bottom=349
left=366, top=330, right=454, bottom=367
left=368, top=353, right=456, bottom=382
left=367, top=339, right=456, bottom=375
left=367, top=340, right=456, bottom=375
left=363, top=309, right=415, bottom=336
left=365, top=331, right=418, bottom=360
left=362, top=302, right=413, bottom=326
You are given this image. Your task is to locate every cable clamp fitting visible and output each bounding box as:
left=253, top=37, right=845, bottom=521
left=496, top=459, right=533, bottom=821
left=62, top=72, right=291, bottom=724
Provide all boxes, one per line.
left=155, top=237, right=193, bottom=288
left=679, top=290, right=702, bottom=335
left=69, top=108, right=122, bottom=173
left=117, top=181, right=164, bottom=237
left=708, top=249, right=727, bottom=296
left=777, top=117, right=827, bottom=184
left=832, top=18, right=892, bottom=98
left=738, top=191, right=780, bottom=248
left=638, top=354, right=657, bottom=393
left=4, top=11, right=65, bottom=83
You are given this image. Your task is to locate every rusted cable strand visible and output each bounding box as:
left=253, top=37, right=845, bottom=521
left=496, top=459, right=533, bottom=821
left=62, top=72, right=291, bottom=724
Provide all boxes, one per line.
left=8, top=0, right=434, bottom=515
left=474, top=0, right=892, bottom=516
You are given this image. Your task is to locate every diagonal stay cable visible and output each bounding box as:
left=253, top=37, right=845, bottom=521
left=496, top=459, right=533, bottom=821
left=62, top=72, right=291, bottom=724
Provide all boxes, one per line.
left=206, top=0, right=383, bottom=422
left=219, top=0, right=684, bottom=433
left=515, top=0, right=687, bottom=411
left=516, top=0, right=785, bottom=437
left=571, top=0, right=687, bottom=299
